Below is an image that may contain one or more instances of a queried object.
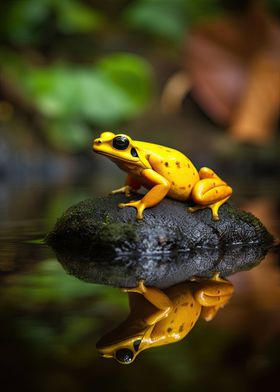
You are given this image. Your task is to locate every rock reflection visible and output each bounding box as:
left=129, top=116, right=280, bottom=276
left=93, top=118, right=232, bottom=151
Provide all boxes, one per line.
left=54, top=245, right=267, bottom=289
left=96, top=275, right=234, bottom=364
left=51, top=239, right=271, bottom=364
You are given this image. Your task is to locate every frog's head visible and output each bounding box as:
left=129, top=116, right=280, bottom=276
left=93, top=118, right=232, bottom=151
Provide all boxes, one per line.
left=97, top=335, right=143, bottom=365
left=93, top=132, right=138, bottom=161
left=93, top=132, right=149, bottom=168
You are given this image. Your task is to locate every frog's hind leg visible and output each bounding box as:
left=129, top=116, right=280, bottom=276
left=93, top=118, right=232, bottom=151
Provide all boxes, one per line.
left=194, top=275, right=234, bottom=321
left=188, top=167, right=232, bottom=221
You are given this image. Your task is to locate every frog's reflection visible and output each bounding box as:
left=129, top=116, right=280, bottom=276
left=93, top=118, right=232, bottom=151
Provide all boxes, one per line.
left=97, top=274, right=234, bottom=364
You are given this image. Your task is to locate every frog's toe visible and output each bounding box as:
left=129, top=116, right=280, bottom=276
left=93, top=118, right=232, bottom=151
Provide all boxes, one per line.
left=188, top=205, right=220, bottom=221
left=121, top=280, right=146, bottom=294
left=118, top=201, right=136, bottom=208
left=136, top=207, right=144, bottom=220
left=209, top=203, right=221, bottom=221
left=187, top=206, right=201, bottom=213
left=138, top=279, right=147, bottom=293
left=111, top=185, right=132, bottom=197
left=118, top=200, right=145, bottom=219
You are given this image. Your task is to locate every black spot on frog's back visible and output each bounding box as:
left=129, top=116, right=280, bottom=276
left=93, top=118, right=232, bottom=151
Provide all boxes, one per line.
left=179, top=324, right=185, bottom=333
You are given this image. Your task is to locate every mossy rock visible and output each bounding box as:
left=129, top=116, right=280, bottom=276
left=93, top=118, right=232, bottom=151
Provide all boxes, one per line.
left=47, top=194, right=274, bottom=288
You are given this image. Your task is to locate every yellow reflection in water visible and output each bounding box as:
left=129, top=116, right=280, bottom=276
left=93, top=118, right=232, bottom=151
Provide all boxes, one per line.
left=96, top=274, right=234, bottom=364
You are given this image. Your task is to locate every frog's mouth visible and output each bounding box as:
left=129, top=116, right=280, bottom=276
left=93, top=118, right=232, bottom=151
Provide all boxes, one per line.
left=96, top=150, right=137, bottom=162
left=93, top=148, right=142, bottom=166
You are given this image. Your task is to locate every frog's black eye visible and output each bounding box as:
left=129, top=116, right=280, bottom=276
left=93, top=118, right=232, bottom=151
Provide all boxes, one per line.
left=130, top=147, right=138, bottom=157
left=133, top=339, right=141, bottom=352
left=113, top=136, right=129, bottom=150
left=115, top=348, right=134, bottom=364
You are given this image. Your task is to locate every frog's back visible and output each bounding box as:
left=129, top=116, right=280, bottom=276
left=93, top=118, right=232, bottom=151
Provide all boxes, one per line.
left=136, top=141, right=200, bottom=200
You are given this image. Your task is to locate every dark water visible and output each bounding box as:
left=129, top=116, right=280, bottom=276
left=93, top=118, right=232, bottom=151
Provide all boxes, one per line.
left=0, top=180, right=280, bottom=392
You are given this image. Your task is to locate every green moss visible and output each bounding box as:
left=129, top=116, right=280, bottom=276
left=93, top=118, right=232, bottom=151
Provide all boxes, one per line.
left=99, top=222, right=136, bottom=244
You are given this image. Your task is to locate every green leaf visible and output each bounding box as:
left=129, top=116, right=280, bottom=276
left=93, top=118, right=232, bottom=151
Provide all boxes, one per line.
left=21, top=54, right=152, bottom=126
left=97, top=53, right=153, bottom=114
left=74, top=68, right=136, bottom=125
left=124, top=0, right=187, bottom=41
left=15, top=53, right=152, bottom=151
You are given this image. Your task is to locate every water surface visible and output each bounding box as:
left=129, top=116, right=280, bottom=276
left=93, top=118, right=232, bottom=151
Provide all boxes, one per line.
left=0, top=182, right=279, bottom=392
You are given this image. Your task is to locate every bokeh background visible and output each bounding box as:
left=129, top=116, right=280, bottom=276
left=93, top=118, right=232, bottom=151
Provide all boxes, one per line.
left=0, top=0, right=280, bottom=391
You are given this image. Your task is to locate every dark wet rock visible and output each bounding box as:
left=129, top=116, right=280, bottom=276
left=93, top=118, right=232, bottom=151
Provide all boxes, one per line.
left=47, top=194, right=274, bottom=288
left=48, top=194, right=274, bottom=252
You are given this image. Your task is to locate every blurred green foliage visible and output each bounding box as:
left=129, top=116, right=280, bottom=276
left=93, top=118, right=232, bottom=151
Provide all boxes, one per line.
left=0, top=0, right=102, bottom=44
left=0, top=49, right=152, bottom=151
left=124, top=0, right=221, bottom=42
left=19, top=54, right=152, bottom=151
left=1, top=0, right=279, bottom=152
left=0, top=0, right=153, bottom=152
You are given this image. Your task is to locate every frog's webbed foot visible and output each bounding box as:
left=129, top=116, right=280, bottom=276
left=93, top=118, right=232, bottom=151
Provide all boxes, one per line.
left=188, top=199, right=230, bottom=221
left=121, top=280, right=146, bottom=294
left=111, top=185, right=132, bottom=197
left=189, top=167, right=232, bottom=221
left=118, top=200, right=145, bottom=220
left=194, top=276, right=234, bottom=321
left=188, top=204, right=221, bottom=220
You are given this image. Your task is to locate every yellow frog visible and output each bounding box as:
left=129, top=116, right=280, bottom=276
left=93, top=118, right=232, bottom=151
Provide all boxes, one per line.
left=93, top=132, right=232, bottom=220
left=97, top=275, right=234, bottom=364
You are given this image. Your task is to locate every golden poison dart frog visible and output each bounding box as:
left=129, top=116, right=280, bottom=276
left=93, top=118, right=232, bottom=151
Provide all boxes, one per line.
left=93, top=132, right=232, bottom=220
left=96, top=275, right=234, bottom=364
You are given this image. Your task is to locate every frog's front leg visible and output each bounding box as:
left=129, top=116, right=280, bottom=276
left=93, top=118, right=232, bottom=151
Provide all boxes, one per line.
left=111, top=175, right=141, bottom=197
left=122, top=280, right=173, bottom=325
left=193, top=275, right=234, bottom=321
left=118, top=169, right=171, bottom=219
left=188, top=167, right=233, bottom=221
